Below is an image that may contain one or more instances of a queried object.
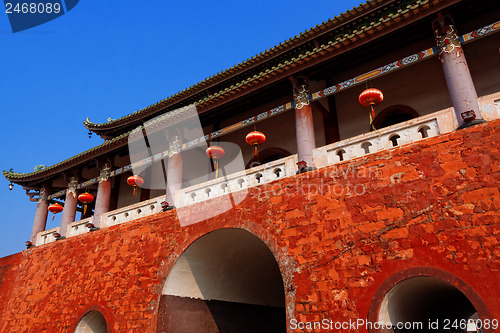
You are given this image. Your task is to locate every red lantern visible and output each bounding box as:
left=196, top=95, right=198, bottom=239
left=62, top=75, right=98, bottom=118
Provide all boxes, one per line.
left=359, top=88, right=383, bottom=130
left=206, top=145, right=225, bottom=178
left=206, top=145, right=225, bottom=159
left=245, top=131, right=266, bottom=157
left=48, top=203, right=63, bottom=221
left=127, top=175, right=144, bottom=197
left=78, top=192, right=94, bottom=215
left=359, top=88, right=383, bottom=107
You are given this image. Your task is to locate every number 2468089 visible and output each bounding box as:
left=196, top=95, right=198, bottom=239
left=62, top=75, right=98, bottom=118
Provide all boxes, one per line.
left=5, top=2, right=62, bottom=14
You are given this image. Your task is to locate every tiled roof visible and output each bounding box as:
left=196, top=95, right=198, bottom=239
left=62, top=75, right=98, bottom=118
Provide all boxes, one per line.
left=4, top=105, right=198, bottom=183
left=85, top=0, right=434, bottom=134
left=3, top=131, right=130, bottom=183
left=6, top=0, right=445, bottom=183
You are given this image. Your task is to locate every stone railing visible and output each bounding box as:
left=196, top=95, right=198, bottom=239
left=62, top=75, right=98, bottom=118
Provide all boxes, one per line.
left=67, top=217, right=93, bottom=238
left=174, top=155, right=298, bottom=207
left=100, top=196, right=164, bottom=228
left=35, top=227, right=60, bottom=246
left=478, top=91, right=500, bottom=121
left=314, top=117, right=440, bottom=167
left=33, top=111, right=456, bottom=246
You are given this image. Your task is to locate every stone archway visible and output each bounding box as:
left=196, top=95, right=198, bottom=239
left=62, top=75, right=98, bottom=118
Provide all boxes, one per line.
left=246, top=147, right=291, bottom=169
left=369, top=268, right=492, bottom=333
left=74, top=311, right=107, bottom=333
left=156, top=228, right=286, bottom=333
left=372, top=105, right=419, bottom=130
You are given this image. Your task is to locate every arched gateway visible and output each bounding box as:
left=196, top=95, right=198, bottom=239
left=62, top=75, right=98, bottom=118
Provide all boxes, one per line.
left=156, top=228, right=286, bottom=332
left=369, top=268, right=492, bottom=333
left=74, top=311, right=107, bottom=333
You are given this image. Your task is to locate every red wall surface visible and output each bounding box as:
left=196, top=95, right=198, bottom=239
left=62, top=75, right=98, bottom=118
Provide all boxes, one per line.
left=0, top=120, right=499, bottom=332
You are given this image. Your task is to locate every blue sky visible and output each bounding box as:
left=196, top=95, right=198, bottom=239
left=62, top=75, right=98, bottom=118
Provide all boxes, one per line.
left=0, top=0, right=363, bottom=257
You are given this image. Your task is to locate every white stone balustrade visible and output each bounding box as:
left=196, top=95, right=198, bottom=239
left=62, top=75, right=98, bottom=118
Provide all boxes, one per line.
left=35, top=227, right=60, bottom=246
left=34, top=108, right=467, bottom=246
left=101, top=196, right=164, bottom=228
left=314, top=117, right=440, bottom=167
left=478, top=91, right=500, bottom=121
left=175, top=155, right=298, bottom=207
left=67, top=217, right=93, bottom=238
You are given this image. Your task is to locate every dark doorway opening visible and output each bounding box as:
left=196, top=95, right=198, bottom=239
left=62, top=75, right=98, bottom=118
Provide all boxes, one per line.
left=378, top=277, right=479, bottom=333
left=74, top=311, right=107, bottom=333
left=372, top=105, right=419, bottom=130
left=157, top=228, right=286, bottom=333
left=246, top=147, right=291, bottom=169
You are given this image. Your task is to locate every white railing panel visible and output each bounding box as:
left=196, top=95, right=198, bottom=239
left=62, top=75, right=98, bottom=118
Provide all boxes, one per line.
left=314, top=118, right=440, bottom=168
left=66, top=217, right=93, bottom=238
left=34, top=110, right=452, bottom=245
left=176, top=155, right=297, bottom=207
left=101, top=196, right=164, bottom=228
left=35, top=227, right=60, bottom=246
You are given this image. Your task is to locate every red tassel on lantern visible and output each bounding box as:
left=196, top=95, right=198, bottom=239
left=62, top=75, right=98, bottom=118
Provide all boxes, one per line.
left=48, top=203, right=63, bottom=221
left=359, top=88, right=383, bottom=130
left=78, top=192, right=94, bottom=215
left=127, top=175, right=144, bottom=196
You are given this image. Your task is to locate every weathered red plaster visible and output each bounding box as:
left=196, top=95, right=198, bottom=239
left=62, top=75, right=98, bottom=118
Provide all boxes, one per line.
left=0, top=120, right=499, bottom=332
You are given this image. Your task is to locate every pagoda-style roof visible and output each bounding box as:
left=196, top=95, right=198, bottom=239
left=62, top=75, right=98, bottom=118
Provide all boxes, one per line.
left=3, top=131, right=130, bottom=186
left=84, top=0, right=452, bottom=139
left=4, top=0, right=468, bottom=185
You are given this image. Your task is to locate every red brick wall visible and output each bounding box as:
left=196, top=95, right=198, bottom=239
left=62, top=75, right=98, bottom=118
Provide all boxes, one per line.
left=0, top=120, right=499, bottom=332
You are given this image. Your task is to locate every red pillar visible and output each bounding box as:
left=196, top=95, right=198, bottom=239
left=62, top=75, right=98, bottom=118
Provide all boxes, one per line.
left=93, top=163, right=111, bottom=227
left=291, top=76, right=316, bottom=168
left=59, top=177, right=78, bottom=237
left=433, top=14, right=484, bottom=129
left=166, top=135, right=183, bottom=206
left=30, top=184, right=50, bottom=243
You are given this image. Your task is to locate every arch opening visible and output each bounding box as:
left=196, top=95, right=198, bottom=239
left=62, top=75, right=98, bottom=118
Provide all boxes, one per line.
left=157, top=228, right=286, bottom=333
left=74, top=311, right=107, bottom=333
left=372, top=105, right=419, bottom=130
left=389, top=134, right=400, bottom=147
left=246, top=147, right=291, bottom=169
left=418, top=125, right=430, bottom=138
left=362, top=142, right=373, bottom=154
left=378, top=277, right=479, bottom=333
left=337, top=149, right=345, bottom=161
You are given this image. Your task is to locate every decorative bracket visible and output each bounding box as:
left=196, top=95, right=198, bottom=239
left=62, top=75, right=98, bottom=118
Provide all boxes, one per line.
left=291, top=76, right=311, bottom=110
left=98, top=163, right=111, bottom=183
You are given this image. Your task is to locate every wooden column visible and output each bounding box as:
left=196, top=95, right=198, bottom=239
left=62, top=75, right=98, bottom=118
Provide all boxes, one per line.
left=291, top=76, right=316, bottom=168
left=433, top=14, right=484, bottom=129
left=59, top=177, right=78, bottom=237
left=30, top=184, right=50, bottom=243
left=93, top=163, right=111, bottom=227
left=165, top=135, right=183, bottom=207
